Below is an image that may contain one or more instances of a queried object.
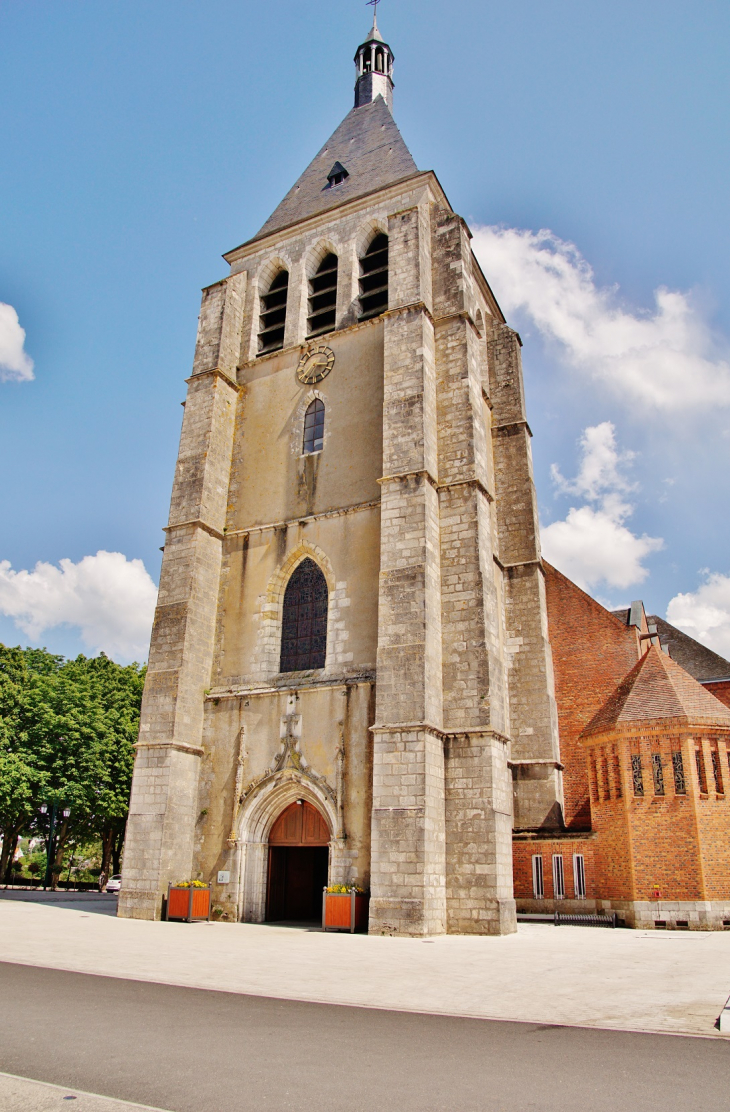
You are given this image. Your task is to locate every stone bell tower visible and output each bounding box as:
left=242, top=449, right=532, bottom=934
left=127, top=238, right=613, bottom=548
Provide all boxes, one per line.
left=119, top=14, right=562, bottom=934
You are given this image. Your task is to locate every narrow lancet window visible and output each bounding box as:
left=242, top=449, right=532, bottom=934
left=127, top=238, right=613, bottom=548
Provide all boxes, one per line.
left=358, top=233, right=388, bottom=321
left=280, top=558, right=328, bottom=673
left=307, top=254, right=338, bottom=336
left=258, top=270, right=289, bottom=354
left=303, top=399, right=325, bottom=454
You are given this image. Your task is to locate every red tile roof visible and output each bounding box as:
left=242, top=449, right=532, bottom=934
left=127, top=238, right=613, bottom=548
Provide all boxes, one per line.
left=580, top=645, right=730, bottom=737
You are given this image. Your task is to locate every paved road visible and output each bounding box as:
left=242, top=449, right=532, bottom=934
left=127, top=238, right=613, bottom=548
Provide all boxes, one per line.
left=0, top=890, right=118, bottom=916
left=1, top=962, right=727, bottom=1112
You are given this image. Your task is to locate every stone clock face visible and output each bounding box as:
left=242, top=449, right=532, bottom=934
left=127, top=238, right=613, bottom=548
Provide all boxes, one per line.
left=296, top=344, right=335, bottom=385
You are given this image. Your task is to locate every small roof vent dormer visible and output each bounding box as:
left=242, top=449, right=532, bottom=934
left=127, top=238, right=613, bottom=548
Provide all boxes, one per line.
left=326, top=161, right=349, bottom=188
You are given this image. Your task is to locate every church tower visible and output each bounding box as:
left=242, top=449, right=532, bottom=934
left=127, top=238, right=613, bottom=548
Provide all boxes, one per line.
left=118, top=14, right=562, bottom=935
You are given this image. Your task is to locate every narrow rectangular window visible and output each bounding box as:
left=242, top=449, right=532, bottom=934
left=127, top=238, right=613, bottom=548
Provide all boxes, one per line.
left=613, top=752, right=623, bottom=798
left=601, top=754, right=612, bottom=800
left=552, top=854, right=565, bottom=899
left=711, top=748, right=724, bottom=793
left=652, top=753, right=665, bottom=796
left=531, top=855, right=544, bottom=899
left=695, top=747, right=708, bottom=794
left=573, top=854, right=586, bottom=899
left=631, top=754, right=644, bottom=797
left=672, top=751, right=686, bottom=794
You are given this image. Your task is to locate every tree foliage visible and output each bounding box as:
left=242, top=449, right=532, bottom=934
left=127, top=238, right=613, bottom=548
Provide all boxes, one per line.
left=0, top=644, right=145, bottom=883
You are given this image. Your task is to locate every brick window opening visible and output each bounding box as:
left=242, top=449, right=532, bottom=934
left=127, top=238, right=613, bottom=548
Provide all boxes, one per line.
left=672, top=751, right=686, bottom=794
left=651, top=753, right=665, bottom=796
left=531, top=855, right=544, bottom=899
left=358, top=233, right=388, bottom=321
left=552, top=854, right=565, bottom=900
left=279, top=558, right=328, bottom=673
left=631, top=754, right=644, bottom=797
left=695, top=747, right=708, bottom=794
left=258, top=269, right=289, bottom=354
left=572, top=854, right=586, bottom=899
left=711, top=748, right=724, bottom=794
left=589, top=756, right=599, bottom=803
left=302, top=399, right=325, bottom=454
left=601, top=755, right=612, bottom=800
left=613, top=752, right=622, bottom=798
left=307, top=253, right=338, bottom=337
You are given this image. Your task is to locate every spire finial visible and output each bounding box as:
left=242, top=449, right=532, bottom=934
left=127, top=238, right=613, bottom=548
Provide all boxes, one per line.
left=366, top=0, right=382, bottom=37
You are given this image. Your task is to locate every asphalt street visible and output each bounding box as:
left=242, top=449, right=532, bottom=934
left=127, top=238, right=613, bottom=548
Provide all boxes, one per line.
left=0, top=890, right=118, bottom=915
left=1, top=961, right=728, bottom=1112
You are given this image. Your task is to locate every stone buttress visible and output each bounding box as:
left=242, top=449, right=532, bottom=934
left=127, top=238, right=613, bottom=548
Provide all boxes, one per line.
left=118, top=275, right=244, bottom=919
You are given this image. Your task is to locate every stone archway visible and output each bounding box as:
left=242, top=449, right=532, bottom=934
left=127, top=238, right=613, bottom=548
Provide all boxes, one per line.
left=233, top=770, right=342, bottom=923
left=266, top=800, right=330, bottom=922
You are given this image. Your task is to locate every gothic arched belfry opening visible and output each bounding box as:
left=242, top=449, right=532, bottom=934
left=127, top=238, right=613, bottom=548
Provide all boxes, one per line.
left=118, top=12, right=562, bottom=935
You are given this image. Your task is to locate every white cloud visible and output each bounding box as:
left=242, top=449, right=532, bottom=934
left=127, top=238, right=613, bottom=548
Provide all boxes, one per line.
left=0, top=551, right=157, bottom=662
left=540, top=422, right=663, bottom=590
left=0, top=303, right=34, bottom=383
left=472, top=226, right=730, bottom=413
left=667, top=572, right=730, bottom=660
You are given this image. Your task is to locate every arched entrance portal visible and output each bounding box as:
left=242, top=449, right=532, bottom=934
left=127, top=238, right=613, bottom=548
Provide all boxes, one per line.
left=266, top=800, right=330, bottom=923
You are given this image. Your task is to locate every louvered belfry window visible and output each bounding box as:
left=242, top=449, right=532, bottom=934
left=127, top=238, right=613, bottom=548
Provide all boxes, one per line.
left=303, top=399, right=325, bottom=454
left=258, top=270, right=289, bottom=354
left=279, top=558, right=328, bottom=673
left=358, top=233, right=389, bottom=321
left=307, top=254, right=338, bottom=337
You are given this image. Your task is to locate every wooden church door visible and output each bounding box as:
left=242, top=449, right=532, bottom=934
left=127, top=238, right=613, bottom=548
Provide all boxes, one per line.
left=266, top=801, right=330, bottom=922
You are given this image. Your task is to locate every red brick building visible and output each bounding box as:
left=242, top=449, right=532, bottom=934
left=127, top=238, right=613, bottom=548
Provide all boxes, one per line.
left=513, top=564, right=730, bottom=929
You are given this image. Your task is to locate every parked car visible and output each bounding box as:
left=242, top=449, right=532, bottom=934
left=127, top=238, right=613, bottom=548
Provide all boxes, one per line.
left=106, top=875, right=122, bottom=893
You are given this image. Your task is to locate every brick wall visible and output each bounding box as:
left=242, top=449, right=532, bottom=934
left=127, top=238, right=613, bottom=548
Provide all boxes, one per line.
left=513, top=837, right=596, bottom=900
left=543, top=563, right=640, bottom=828
left=702, top=680, right=730, bottom=710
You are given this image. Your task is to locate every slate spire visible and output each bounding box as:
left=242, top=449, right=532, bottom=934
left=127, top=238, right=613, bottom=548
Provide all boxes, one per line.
left=248, top=16, right=416, bottom=243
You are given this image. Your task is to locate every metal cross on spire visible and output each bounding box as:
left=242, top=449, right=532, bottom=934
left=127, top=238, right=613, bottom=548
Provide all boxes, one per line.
left=366, top=0, right=380, bottom=17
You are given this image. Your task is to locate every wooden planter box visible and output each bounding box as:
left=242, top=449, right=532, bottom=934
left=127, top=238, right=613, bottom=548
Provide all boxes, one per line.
left=322, top=890, right=369, bottom=933
left=165, top=884, right=211, bottom=923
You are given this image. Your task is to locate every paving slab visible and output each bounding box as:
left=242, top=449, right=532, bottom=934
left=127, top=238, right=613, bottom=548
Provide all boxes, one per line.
left=0, top=897, right=729, bottom=1037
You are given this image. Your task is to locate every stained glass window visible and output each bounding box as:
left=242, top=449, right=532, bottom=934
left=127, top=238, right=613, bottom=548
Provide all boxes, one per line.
left=279, top=558, right=328, bottom=673
left=303, top=399, right=325, bottom=454
left=631, top=754, right=644, bottom=796
left=672, top=751, right=686, bottom=794
left=651, top=753, right=665, bottom=796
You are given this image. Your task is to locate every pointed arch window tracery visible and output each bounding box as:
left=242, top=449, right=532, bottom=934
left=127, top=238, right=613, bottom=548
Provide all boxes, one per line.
left=279, top=558, right=328, bottom=673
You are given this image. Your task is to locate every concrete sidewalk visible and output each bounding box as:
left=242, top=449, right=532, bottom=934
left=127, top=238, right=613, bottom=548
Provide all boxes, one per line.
left=0, top=1072, right=165, bottom=1112
left=1, top=898, right=729, bottom=1038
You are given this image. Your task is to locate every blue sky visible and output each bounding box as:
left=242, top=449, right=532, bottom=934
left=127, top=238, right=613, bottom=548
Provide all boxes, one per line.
left=1, top=0, right=729, bottom=662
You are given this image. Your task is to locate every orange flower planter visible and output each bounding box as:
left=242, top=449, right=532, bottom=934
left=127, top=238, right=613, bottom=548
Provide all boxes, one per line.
left=165, top=884, right=211, bottom=922
left=322, top=891, right=369, bottom=933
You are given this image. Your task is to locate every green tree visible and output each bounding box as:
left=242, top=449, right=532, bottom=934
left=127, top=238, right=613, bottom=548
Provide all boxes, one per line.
left=0, top=645, right=145, bottom=886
